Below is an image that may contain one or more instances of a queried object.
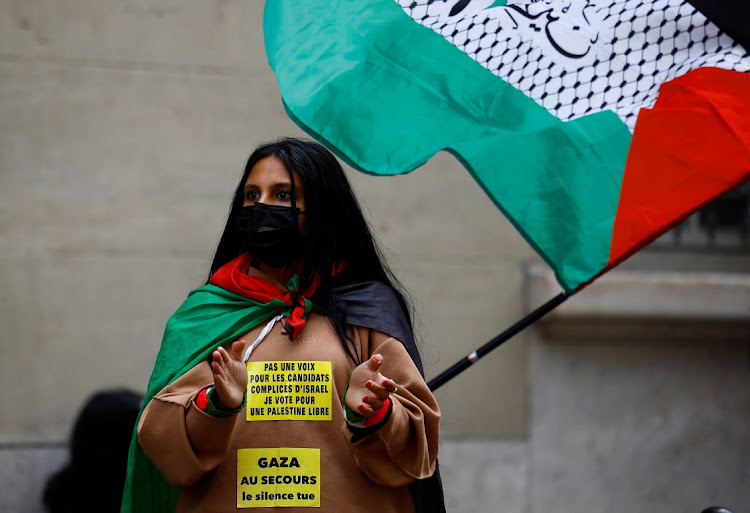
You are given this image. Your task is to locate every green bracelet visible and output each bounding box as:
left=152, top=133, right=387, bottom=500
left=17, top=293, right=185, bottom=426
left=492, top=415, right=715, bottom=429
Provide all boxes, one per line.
left=205, top=387, right=246, bottom=418
left=342, top=381, right=367, bottom=424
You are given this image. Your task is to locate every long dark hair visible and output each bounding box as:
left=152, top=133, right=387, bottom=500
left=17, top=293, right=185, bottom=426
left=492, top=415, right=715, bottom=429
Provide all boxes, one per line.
left=209, top=138, right=413, bottom=363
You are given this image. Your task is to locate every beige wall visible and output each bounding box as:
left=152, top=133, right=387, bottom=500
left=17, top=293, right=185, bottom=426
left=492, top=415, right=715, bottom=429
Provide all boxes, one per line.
left=0, top=0, right=533, bottom=442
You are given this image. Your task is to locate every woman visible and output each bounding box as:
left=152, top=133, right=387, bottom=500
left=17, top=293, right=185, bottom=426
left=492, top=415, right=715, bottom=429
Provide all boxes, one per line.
left=122, top=138, right=443, bottom=512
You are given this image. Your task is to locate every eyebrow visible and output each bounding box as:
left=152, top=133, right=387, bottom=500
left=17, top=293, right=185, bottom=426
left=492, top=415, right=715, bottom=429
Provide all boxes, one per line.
left=244, top=181, right=292, bottom=189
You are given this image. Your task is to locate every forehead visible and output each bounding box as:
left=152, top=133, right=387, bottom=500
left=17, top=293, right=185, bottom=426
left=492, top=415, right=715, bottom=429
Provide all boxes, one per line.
left=245, top=156, right=299, bottom=187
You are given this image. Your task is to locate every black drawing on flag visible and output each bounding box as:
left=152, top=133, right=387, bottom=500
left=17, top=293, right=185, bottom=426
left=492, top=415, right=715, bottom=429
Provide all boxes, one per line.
left=398, top=0, right=750, bottom=130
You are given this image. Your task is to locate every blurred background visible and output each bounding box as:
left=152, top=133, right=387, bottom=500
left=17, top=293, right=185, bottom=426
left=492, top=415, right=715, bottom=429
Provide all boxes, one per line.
left=1, top=2, right=749, bottom=512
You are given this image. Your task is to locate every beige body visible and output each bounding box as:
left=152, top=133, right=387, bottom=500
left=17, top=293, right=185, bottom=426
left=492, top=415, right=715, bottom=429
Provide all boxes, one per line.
left=138, top=298, right=440, bottom=512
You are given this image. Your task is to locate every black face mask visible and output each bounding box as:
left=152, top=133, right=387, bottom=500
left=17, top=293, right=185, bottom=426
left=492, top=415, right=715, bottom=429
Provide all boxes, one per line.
left=235, top=203, right=306, bottom=268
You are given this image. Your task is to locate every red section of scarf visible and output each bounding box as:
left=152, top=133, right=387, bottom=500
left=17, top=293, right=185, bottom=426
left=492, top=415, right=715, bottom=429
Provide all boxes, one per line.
left=208, top=253, right=320, bottom=339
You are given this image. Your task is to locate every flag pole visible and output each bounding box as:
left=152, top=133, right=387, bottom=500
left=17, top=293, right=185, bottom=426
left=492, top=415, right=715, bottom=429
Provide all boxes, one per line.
left=427, top=292, right=569, bottom=391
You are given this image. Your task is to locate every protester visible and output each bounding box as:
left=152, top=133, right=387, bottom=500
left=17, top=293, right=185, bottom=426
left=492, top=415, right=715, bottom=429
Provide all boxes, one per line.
left=123, top=138, right=444, bottom=512
left=43, top=389, right=143, bottom=513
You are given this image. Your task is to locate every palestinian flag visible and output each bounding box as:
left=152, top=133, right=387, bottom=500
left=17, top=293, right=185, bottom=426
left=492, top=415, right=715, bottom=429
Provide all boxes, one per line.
left=264, top=0, right=750, bottom=292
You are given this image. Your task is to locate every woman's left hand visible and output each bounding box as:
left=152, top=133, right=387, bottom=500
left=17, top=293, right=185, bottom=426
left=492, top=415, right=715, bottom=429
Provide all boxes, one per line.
left=210, top=339, right=248, bottom=410
left=345, top=354, right=398, bottom=418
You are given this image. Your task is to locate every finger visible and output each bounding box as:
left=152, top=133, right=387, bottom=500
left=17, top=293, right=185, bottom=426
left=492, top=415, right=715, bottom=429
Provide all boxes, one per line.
left=362, top=395, right=384, bottom=410
left=381, top=377, right=398, bottom=394
left=217, top=346, right=232, bottom=365
left=365, top=380, right=389, bottom=401
left=356, top=402, right=374, bottom=418
left=212, top=360, right=227, bottom=382
left=366, top=354, right=383, bottom=371
left=213, top=347, right=227, bottom=365
left=230, top=339, right=247, bottom=361
left=214, top=374, right=228, bottom=388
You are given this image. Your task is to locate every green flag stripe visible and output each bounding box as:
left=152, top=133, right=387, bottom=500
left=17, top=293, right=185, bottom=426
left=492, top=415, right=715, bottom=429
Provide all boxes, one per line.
left=265, top=0, right=632, bottom=291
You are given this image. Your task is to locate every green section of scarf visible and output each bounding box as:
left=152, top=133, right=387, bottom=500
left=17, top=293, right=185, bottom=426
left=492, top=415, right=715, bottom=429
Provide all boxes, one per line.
left=121, top=278, right=312, bottom=513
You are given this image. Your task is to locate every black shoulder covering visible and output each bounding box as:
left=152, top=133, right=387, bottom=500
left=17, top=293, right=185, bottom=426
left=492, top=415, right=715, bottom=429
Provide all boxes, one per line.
left=333, top=280, right=424, bottom=376
left=334, top=280, right=445, bottom=513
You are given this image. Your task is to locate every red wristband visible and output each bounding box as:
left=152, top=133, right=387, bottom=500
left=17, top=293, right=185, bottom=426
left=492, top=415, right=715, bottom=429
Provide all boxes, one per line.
left=195, top=387, right=210, bottom=411
left=362, top=398, right=391, bottom=427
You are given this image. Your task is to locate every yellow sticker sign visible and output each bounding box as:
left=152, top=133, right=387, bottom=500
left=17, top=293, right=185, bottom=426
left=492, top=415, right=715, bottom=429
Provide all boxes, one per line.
left=246, top=361, right=332, bottom=421
left=237, top=448, right=320, bottom=508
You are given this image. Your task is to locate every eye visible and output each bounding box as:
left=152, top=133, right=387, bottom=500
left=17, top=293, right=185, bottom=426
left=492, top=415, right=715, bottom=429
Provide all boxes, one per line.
left=245, top=190, right=260, bottom=201
left=277, top=190, right=292, bottom=201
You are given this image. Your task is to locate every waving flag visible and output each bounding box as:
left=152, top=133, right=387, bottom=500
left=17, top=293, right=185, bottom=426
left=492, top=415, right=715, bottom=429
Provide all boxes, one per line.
left=264, top=0, right=750, bottom=292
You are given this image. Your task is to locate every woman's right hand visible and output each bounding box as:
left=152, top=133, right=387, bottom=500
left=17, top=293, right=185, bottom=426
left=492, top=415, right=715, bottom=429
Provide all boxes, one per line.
left=345, top=353, right=398, bottom=418
left=210, top=339, right=247, bottom=410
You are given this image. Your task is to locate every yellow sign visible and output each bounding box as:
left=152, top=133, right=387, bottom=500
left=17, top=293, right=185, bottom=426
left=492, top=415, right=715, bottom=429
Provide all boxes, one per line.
left=246, top=361, right=332, bottom=421
left=237, top=448, right=321, bottom=508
